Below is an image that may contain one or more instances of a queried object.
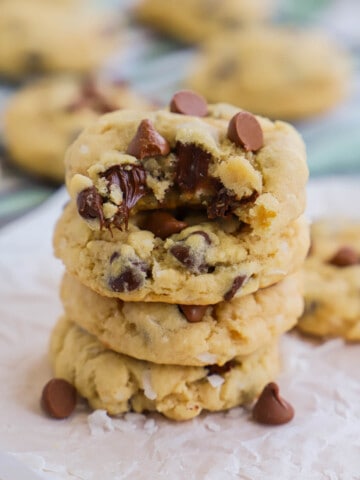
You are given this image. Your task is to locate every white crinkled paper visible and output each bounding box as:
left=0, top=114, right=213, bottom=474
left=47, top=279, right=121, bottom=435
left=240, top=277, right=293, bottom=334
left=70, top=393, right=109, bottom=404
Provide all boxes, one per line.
left=0, top=177, right=360, bottom=479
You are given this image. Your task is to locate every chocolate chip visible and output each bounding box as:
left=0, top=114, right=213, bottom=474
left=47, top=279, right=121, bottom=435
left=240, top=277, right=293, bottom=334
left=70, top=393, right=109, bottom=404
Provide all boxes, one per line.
left=142, top=211, right=188, bottom=240
left=41, top=378, right=77, bottom=419
left=328, top=246, right=359, bottom=267
left=179, top=304, right=208, bottom=322
left=207, top=187, right=239, bottom=219
left=170, top=90, right=208, bottom=117
left=77, top=187, right=105, bottom=228
left=214, top=58, right=238, bottom=80
left=252, top=382, right=294, bottom=426
left=175, top=142, right=212, bottom=192
left=109, top=261, right=148, bottom=292
left=103, top=164, right=147, bottom=229
left=24, top=51, right=44, bottom=73
left=227, top=112, right=263, bottom=152
left=170, top=244, right=195, bottom=270
left=67, top=78, right=117, bottom=114
left=126, top=119, right=170, bottom=160
left=207, top=360, right=235, bottom=376
left=188, top=230, right=212, bottom=244
left=223, top=275, right=247, bottom=301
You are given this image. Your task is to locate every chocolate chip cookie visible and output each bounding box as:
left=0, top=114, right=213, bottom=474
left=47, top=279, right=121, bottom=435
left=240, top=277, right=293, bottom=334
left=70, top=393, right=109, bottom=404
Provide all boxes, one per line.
left=60, top=272, right=303, bottom=366
left=0, top=1, right=119, bottom=79
left=3, top=77, right=152, bottom=183
left=298, top=219, right=360, bottom=340
left=54, top=199, right=309, bottom=304
left=135, top=0, right=276, bottom=44
left=50, top=316, right=280, bottom=421
left=187, top=27, right=350, bottom=119
left=65, top=93, right=308, bottom=237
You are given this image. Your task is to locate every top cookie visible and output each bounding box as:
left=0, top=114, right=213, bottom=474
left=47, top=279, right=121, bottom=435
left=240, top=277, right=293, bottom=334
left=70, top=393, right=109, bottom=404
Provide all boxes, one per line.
left=0, top=1, right=119, bottom=79
left=67, top=92, right=308, bottom=237
left=3, top=76, right=152, bottom=183
left=135, top=0, right=276, bottom=44
left=187, top=27, right=351, bottom=119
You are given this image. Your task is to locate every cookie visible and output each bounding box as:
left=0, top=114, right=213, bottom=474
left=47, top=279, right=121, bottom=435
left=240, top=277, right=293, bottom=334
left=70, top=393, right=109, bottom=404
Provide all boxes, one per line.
left=65, top=97, right=308, bottom=236
left=187, top=27, right=350, bottom=119
left=61, top=272, right=303, bottom=366
left=54, top=200, right=309, bottom=304
left=298, top=220, right=360, bottom=341
left=50, top=316, right=280, bottom=421
left=135, top=0, right=276, bottom=44
left=3, top=77, right=152, bottom=183
left=0, top=2, right=119, bottom=79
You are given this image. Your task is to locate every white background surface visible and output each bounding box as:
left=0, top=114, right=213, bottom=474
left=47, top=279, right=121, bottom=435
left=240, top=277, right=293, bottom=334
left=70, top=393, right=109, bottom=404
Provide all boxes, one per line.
left=0, top=177, right=360, bottom=479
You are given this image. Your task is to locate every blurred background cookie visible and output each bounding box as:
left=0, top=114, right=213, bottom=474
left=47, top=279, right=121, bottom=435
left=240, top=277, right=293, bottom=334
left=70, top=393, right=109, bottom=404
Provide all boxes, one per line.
left=3, top=76, right=152, bottom=182
left=187, top=27, right=351, bottom=120
left=134, top=0, right=277, bottom=44
left=0, top=1, right=120, bottom=79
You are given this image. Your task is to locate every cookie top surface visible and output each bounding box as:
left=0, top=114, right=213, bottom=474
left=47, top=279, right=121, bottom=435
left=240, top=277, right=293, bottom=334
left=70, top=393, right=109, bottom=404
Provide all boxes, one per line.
left=0, top=1, right=119, bottom=78
left=299, top=219, right=360, bottom=340
left=187, top=27, right=351, bottom=119
left=66, top=97, right=307, bottom=235
left=50, top=316, right=279, bottom=421
left=61, top=272, right=303, bottom=366
left=135, top=0, right=276, bottom=44
left=54, top=200, right=309, bottom=304
left=3, top=77, right=152, bottom=183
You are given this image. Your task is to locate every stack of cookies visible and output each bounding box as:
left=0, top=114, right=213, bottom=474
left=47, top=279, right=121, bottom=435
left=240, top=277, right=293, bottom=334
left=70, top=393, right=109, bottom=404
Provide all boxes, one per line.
left=51, top=90, right=309, bottom=421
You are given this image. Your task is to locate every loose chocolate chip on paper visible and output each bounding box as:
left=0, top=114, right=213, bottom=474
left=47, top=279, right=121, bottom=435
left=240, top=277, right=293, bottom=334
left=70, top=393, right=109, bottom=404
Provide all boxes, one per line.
left=179, top=304, right=208, bottom=322
left=142, top=211, right=188, bottom=240
left=328, top=246, right=359, bottom=267
left=126, top=119, right=170, bottom=160
left=41, top=378, right=77, bottom=419
left=252, top=382, right=294, bottom=425
left=175, top=142, right=212, bottom=192
left=227, top=111, right=263, bottom=152
left=77, top=186, right=105, bottom=228
left=170, top=90, right=208, bottom=117
left=223, top=275, right=247, bottom=301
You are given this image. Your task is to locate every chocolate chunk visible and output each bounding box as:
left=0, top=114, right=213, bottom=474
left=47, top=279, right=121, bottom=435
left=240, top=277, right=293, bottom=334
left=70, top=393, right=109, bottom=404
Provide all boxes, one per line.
left=109, top=260, right=148, bottom=292
left=252, top=382, right=294, bottom=426
left=67, top=78, right=117, bottom=114
left=207, top=187, right=239, bottom=219
left=179, top=304, right=208, bottom=322
left=24, top=51, right=44, bottom=73
left=142, top=211, right=188, bottom=240
left=188, top=230, right=212, bottom=244
left=41, top=378, right=77, bottom=420
left=223, top=275, right=247, bottom=301
left=214, top=58, right=238, bottom=80
left=170, top=231, right=211, bottom=273
left=227, top=112, right=263, bottom=152
left=170, top=244, right=194, bottom=270
left=328, top=246, right=359, bottom=267
left=126, top=119, right=170, bottom=160
left=170, top=90, right=208, bottom=117
left=103, top=164, right=147, bottom=229
left=77, top=187, right=105, bottom=228
left=207, top=360, right=235, bottom=376
left=175, top=142, right=212, bottom=192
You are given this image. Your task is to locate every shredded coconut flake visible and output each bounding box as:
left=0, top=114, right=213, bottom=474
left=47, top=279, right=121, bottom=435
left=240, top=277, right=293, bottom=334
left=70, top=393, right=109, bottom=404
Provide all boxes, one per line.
left=79, top=144, right=90, bottom=154
left=204, top=418, right=221, bottom=432
left=144, top=418, right=158, bottom=434
left=143, top=370, right=157, bottom=400
left=196, top=352, right=218, bottom=363
left=207, top=374, right=225, bottom=388
left=88, top=410, right=114, bottom=435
